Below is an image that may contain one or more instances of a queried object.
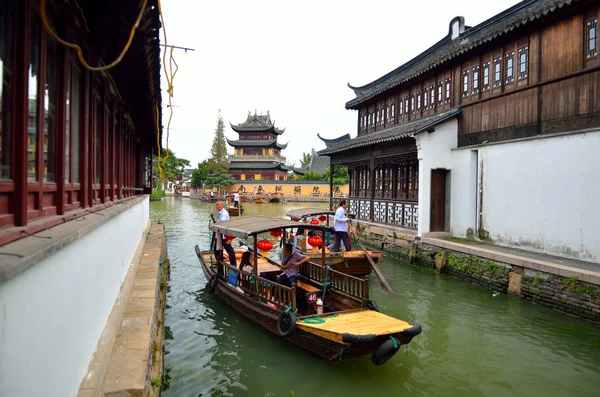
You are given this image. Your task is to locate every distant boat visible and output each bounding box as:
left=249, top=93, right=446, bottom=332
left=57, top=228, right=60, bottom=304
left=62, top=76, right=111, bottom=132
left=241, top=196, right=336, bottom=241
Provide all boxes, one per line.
left=181, top=191, right=190, bottom=198
left=228, top=206, right=244, bottom=216
left=253, top=197, right=267, bottom=204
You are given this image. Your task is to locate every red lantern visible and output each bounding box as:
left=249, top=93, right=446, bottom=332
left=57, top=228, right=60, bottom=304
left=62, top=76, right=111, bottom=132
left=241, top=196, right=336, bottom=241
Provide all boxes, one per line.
left=257, top=239, right=274, bottom=257
left=310, top=219, right=319, bottom=225
left=224, top=234, right=235, bottom=243
left=308, top=236, right=323, bottom=253
left=318, top=215, right=327, bottom=223
left=270, top=229, right=283, bottom=242
left=291, top=217, right=300, bottom=222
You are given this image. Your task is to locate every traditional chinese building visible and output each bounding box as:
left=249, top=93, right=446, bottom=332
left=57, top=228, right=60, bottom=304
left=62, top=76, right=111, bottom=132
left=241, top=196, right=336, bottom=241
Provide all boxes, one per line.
left=0, top=1, right=162, bottom=395
left=227, top=111, right=294, bottom=181
left=320, top=0, right=600, bottom=262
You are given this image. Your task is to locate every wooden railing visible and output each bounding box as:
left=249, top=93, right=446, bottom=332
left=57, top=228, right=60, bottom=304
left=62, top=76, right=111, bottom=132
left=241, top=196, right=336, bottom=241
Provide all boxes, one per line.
left=223, top=264, right=296, bottom=310
left=327, top=268, right=368, bottom=301
left=256, top=276, right=296, bottom=310
left=299, top=261, right=325, bottom=283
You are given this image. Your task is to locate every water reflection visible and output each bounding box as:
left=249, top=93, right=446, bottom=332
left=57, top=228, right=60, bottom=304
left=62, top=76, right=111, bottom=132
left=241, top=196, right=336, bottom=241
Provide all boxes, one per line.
left=152, top=197, right=600, bottom=397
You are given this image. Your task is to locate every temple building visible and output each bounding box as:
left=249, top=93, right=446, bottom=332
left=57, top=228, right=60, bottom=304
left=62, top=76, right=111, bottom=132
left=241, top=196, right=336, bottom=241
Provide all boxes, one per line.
left=227, top=111, right=296, bottom=181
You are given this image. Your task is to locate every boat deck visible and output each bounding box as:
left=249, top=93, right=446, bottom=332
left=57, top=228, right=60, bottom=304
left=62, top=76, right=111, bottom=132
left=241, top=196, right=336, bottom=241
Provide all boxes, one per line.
left=297, top=309, right=413, bottom=342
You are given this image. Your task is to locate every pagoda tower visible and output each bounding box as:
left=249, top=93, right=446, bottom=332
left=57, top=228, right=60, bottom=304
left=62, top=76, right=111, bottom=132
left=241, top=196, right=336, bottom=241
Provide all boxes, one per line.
left=227, top=111, right=293, bottom=181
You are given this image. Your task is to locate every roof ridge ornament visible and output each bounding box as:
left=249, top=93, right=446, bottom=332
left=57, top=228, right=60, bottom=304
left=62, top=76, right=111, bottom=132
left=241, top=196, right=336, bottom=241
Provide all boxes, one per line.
left=449, top=16, right=465, bottom=40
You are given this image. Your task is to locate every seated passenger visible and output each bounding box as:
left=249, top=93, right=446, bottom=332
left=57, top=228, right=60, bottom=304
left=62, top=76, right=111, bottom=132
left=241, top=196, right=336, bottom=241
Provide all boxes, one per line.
left=239, top=251, right=255, bottom=273
left=276, top=243, right=310, bottom=287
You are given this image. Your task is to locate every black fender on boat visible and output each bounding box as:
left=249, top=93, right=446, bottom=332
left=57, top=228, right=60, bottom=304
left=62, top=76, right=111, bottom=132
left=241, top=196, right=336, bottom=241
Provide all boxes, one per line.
left=402, top=322, right=422, bottom=337
left=276, top=311, right=297, bottom=337
left=208, top=274, right=218, bottom=293
left=371, top=338, right=401, bottom=365
left=361, top=299, right=379, bottom=312
left=341, top=333, right=377, bottom=344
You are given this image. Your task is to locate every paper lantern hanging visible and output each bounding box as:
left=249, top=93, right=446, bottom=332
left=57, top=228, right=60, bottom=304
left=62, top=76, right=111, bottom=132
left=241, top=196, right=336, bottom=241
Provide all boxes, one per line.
left=224, top=234, right=235, bottom=244
left=291, top=217, right=300, bottom=222
left=270, top=229, right=283, bottom=242
left=318, top=215, right=327, bottom=223
left=257, top=239, right=274, bottom=258
left=310, top=219, right=319, bottom=225
left=307, top=235, right=323, bottom=253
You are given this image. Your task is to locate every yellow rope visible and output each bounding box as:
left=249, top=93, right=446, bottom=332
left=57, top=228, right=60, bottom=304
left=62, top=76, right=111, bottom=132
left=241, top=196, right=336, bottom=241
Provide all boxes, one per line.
left=40, top=0, right=149, bottom=72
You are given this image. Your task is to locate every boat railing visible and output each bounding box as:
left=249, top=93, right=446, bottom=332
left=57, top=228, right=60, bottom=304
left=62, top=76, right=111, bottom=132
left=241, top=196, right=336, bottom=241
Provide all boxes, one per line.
left=256, top=276, right=296, bottom=310
left=222, top=264, right=296, bottom=310
left=326, top=267, right=368, bottom=301
left=299, top=261, right=325, bottom=284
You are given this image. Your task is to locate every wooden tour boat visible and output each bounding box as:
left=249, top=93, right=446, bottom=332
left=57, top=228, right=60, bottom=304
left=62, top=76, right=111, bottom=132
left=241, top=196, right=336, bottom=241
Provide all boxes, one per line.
left=253, top=196, right=267, bottom=204
left=197, top=216, right=421, bottom=365
left=285, top=208, right=384, bottom=277
left=227, top=206, right=244, bottom=216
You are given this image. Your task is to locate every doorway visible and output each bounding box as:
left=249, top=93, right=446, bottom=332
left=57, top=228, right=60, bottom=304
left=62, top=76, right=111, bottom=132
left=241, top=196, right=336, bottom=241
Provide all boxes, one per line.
left=430, top=169, right=448, bottom=232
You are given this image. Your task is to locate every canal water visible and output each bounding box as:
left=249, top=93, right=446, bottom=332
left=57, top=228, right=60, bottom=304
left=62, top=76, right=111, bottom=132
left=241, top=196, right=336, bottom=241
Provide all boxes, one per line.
left=151, top=197, right=600, bottom=397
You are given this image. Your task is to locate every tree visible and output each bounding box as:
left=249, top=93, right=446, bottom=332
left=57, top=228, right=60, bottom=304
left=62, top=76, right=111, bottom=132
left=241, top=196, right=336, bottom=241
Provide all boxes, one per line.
left=300, top=151, right=313, bottom=168
left=209, top=111, right=229, bottom=172
left=296, top=171, right=325, bottom=181
left=204, top=168, right=236, bottom=195
left=153, top=148, right=190, bottom=185
left=191, top=160, right=209, bottom=187
left=325, top=166, right=349, bottom=186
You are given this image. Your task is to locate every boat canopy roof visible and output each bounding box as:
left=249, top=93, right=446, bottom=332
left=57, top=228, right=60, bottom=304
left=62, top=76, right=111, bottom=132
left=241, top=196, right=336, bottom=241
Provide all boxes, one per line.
left=286, top=208, right=335, bottom=219
left=209, top=216, right=331, bottom=239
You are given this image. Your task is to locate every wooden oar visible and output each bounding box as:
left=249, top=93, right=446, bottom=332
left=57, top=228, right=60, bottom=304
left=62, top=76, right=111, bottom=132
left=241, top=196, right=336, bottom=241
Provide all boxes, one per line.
left=348, top=222, right=396, bottom=295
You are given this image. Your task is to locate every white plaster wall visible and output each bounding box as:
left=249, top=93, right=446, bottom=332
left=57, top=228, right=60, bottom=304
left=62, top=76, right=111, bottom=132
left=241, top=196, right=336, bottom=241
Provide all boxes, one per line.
left=0, top=197, right=149, bottom=397
left=457, top=130, right=600, bottom=262
left=450, top=149, right=479, bottom=237
left=416, top=119, right=458, bottom=235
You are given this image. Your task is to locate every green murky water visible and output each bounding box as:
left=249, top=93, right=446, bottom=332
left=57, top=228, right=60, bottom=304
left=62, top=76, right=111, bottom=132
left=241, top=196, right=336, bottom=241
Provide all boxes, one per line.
left=151, top=197, right=600, bottom=397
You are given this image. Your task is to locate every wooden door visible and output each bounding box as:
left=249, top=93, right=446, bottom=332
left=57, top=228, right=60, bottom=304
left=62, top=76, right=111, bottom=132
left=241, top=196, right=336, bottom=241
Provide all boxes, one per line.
left=430, top=169, right=447, bottom=232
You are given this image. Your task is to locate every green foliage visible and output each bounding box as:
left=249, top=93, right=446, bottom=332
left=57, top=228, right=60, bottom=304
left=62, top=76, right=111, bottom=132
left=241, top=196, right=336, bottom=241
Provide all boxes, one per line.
left=296, top=171, right=326, bottom=181
left=300, top=151, right=312, bottom=168
left=153, top=149, right=191, bottom=184
left=205, top=168, right=236, bottom=190
left=151, top=378, right=162, bottom=388
left=191, top=160, right=209, bottom=187
left=209, top=111, right=229, bottom=172
left=533, top=273, right=542, bottom=285
left=324, top=166, right=350, bottom=185
left=151, top=189, right=165, bottom=201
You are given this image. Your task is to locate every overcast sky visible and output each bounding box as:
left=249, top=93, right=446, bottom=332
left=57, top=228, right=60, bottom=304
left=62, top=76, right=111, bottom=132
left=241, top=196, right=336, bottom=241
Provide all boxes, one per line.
left=159, top=0, right=520, bottom=168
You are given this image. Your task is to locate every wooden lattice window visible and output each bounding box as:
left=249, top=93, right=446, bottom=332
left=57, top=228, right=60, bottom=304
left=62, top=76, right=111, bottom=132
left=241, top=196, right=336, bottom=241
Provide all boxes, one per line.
left=416, top=91, right=421, bottom=110
left=518, top=46, right=528, bottom=79
left=462, top=70, right=469, bottom=97
left=430, top=85, right=435, bottom=107
left=399, top=98, right=403, bottom=116
left=423, top=89, right=428, bottom=109
left=493, top=56, right=502, bottom=87
left=391, top=103, right=395, bottom=120
left=586, top=19, right=597, bottom=59
left=404, top=97, right=409, bottom=116
left=410, top=93, right=415, bottom=114
left=505, top=52, right=515, bottom=84
left=482, top=61, right=490, bottom=90
left=437, top=82, right=443, bottom=104
left=445, top=78, right=451, bottom=103
left=472, top=66, right=480, bottom=94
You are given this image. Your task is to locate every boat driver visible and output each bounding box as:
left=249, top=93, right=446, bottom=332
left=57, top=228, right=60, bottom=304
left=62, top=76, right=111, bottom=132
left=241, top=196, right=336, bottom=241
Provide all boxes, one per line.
left=277, top=243, right=310, bottom=287
left=331, top=200, right=352, bottom=252
left=210, top=201, right=237, bottom=271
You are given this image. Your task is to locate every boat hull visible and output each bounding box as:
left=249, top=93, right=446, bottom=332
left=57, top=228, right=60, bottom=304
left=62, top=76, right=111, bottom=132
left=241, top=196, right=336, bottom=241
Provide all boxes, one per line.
left=228, top=207, right=244, bottom=216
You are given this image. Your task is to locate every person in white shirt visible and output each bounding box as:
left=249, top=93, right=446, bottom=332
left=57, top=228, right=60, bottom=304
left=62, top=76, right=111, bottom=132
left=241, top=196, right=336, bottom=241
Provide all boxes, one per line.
left=234, top=191, right=240, bottom=208
left=331, top=200, right=352, bottom=252
left=210, top=201, right=236, bottom=271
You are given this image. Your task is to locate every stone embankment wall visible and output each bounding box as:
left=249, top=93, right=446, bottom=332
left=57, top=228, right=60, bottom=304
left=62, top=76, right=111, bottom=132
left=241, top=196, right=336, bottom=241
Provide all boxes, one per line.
left=351, top=219, right=600, bottom=323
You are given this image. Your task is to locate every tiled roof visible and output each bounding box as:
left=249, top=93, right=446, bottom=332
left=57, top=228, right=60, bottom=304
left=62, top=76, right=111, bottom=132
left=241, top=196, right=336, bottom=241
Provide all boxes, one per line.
left=230, top=111, right=285, bottom=135
left=346, top=0, right=579, bottom=109
left=226, top=138, right=288, bottom=150
left=317, top=133, right=352, bottom=148
left=318, top=108, right=462, bottom=156
left=309, top=155, right=330, bottom=174
left=228, top=161, right=291, bottom=171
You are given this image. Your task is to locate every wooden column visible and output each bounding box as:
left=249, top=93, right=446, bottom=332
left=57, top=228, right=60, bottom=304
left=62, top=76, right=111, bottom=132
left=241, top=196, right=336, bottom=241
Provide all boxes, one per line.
left=329, top=162, right=334, bottom=210
left=369, top=156, right=375, bottom=222
left=14, top=0, right=29, bottom=226
left=56, top=49, right=67, bottom=215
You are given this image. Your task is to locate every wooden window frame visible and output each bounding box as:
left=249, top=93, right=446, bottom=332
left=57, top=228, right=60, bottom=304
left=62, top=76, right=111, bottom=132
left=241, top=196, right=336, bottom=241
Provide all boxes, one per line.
left=493, top=56, right=502, bottom=87
left=423, top=89, right=428, bottom=109
left=444, top=78, right=451, bottom=103
left=416, top=91, right=421, bottom=111
left=472, top=66, right=480, bottom=94
left=585, top=18, right=598, bottom=59
left=505, top=51, right=515, bottom=84
left=518, top=46, right=529, bottom=79
left=462, top=70, right=470, bottom=97
left=482, top=61, right=490, bottom=90
left=437, top=82, right=443, bottom=105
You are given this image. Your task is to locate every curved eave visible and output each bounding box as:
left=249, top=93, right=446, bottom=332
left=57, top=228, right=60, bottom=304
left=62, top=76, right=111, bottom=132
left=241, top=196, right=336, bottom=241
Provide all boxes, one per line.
left=226, top=138, right=284, bottom=149
left=230, top=123, right=276, bottom=134
left=345, top=0, right=578, bottom=109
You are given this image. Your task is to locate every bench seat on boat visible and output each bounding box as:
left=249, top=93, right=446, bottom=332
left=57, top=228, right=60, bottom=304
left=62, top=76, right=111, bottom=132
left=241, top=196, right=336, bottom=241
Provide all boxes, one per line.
left=295, top=280, right=320, bottom=293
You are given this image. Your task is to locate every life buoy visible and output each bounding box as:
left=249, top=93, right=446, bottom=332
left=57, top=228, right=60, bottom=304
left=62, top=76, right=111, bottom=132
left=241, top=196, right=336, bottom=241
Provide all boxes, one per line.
left=208, top=275, right=218, bottom=293
left=276, top=311, right=296, bottom=337
left=371, top=338, right=401, bottom=365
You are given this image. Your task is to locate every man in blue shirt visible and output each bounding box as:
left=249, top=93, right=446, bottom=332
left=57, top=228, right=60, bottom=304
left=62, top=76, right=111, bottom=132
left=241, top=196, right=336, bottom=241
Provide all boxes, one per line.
left=331, top=200, right=352, bottom=252
left=276, top=243, right=310, bottom=287
left=211, top=201, right=237, bottom=270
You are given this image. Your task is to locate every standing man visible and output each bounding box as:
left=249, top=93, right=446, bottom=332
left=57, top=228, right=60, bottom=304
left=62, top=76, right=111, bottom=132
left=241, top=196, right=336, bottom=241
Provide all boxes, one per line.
left=210, top=201, right=237, bottom=271
left=276, top=243, right=310, bottom=287
left=234, top=191, right=240, bottom=208
left=331, top=200, right=352, bottom=252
